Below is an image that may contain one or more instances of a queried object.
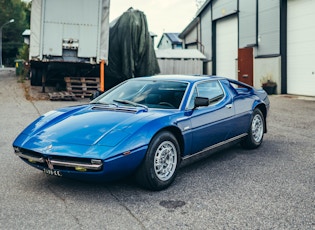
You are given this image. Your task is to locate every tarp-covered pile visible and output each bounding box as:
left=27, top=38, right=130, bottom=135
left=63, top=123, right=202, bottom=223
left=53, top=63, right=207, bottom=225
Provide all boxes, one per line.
left=105, top=8, right=160, bottom=89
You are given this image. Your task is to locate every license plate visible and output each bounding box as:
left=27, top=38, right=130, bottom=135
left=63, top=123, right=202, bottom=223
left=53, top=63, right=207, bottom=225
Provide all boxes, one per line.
left=43, top=168, right=62, bottom=177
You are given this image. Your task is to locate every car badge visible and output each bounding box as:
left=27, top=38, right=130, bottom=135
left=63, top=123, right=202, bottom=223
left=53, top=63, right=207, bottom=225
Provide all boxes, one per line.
left=46, top=159, right=54, bottom=170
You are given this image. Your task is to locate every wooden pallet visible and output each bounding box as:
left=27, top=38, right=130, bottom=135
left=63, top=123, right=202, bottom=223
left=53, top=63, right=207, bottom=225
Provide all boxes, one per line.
left=48, top=91, right=77, bottom=101
left=64, top=77, right=100, bottom=98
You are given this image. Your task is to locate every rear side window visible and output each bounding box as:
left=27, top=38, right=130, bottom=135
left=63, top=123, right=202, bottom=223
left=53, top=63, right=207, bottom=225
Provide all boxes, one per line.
left=229, top=81, right=251, bottom=94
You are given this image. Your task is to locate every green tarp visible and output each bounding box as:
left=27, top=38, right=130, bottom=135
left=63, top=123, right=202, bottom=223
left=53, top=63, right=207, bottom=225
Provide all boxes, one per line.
left=105, top=8, right=160, bottom=89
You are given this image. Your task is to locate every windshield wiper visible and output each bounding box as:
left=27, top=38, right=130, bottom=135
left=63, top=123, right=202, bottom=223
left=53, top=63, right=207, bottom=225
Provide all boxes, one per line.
left=113, top=99, right=148, bottom=110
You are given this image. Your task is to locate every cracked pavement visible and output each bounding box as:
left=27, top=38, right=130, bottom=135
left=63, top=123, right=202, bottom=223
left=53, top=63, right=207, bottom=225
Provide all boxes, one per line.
left=0, top=69, right=314, bottom=229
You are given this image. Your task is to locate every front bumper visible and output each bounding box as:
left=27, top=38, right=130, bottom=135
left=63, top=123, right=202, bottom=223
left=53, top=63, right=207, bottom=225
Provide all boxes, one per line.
left=13, top=145, right=147, bottom=182
left=14, top=147, right=103, bottom=172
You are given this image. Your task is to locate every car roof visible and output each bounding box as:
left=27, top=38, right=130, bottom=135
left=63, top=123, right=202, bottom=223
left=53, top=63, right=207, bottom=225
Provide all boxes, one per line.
left=132, top=75, right=226, bottom=83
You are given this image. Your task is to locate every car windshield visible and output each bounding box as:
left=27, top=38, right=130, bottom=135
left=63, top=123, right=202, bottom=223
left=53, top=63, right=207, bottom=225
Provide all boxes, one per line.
left=91, top=79, right=188, bottom=109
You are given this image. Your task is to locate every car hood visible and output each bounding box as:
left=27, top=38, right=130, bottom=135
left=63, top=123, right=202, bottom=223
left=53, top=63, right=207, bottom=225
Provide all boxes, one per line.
left=17, top=104, right=156, bottom=147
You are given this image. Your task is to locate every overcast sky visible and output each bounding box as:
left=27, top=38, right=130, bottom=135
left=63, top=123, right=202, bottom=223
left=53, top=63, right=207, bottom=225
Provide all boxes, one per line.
left=109, top=0, right=199, bottom=45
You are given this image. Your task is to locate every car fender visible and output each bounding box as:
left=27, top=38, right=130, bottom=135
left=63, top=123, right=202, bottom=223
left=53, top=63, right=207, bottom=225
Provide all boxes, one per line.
left=101, top=112, right=185, bottom=160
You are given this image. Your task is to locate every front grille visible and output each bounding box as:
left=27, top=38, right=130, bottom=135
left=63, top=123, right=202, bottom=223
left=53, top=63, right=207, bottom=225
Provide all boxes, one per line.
left=15, top=147, right=103, bottom=172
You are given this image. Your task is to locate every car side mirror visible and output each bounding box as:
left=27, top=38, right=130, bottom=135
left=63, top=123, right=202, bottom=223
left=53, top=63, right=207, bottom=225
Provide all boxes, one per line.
left=194, top=97, right=209, bottom=108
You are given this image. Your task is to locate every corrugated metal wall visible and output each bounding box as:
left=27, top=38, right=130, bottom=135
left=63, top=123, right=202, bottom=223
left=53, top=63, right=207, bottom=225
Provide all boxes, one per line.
left=184, top=25, right=199, bottom=48
left=212, top=0, right=238, bottom=20
left=187, top=0, right=281, bottom=59
left=239, top=0, right=257, bottom=48
left=179, top=0, right=283, bottom=81
left=257, top=0, right=280, bottom=56
left=43, top=0, right=102, bottom=57
left=200, top=7, right=212, bottom=59
left=157, top=59, right=204, bottom=75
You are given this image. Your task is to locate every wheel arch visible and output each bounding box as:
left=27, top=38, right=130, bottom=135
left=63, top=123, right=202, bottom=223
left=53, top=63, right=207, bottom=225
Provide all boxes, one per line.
left=155, top=126, right=185, bottom=158
left=135, top=125, right=183, bottom=190
left=254, top=103, right=268, bottom=133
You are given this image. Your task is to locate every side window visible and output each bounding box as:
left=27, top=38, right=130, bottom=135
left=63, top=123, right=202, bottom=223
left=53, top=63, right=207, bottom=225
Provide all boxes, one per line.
left=199, top=80, right=224, bottom=104
left=187, top=80, right=224, bottom=109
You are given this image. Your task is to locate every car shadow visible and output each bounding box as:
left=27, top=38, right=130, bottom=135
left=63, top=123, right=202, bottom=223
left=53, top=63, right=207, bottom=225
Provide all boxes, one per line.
left=19, top=141, right=274, bottom=196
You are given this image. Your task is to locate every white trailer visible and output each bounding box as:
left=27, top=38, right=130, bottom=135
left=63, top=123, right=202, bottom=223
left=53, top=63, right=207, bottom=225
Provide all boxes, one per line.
left=29, top=0, right=110, bottom=89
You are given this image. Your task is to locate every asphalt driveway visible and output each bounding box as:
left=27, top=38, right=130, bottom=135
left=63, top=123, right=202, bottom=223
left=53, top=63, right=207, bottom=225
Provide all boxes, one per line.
left=0, top=69, right=314, bottom=229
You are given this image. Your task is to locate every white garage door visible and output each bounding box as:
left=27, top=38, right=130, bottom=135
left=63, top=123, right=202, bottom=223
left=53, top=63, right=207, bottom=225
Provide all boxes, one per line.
left=287, top=0, right=315, bottom=96
left=216, top=16, right=238, bottom=80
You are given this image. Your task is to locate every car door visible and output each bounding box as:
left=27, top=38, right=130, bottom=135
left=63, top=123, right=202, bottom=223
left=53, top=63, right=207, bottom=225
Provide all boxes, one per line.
left=187, top=80, right=235, bottom=154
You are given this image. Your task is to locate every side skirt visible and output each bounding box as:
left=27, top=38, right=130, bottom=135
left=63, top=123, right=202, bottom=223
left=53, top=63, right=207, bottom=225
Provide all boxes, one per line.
left=180, top=134, right=247, bottom=168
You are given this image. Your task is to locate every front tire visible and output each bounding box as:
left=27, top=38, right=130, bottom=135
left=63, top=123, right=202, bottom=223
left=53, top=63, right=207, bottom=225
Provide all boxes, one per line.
left=136, top=131, right=180, bottom=191
left=241, top=108, right=265, bottom=149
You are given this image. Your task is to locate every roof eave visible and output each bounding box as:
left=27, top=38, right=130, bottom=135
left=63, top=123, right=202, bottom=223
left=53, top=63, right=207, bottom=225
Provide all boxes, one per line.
left=179, top=17, right=200, bottom=39
left=195, top=0, right=212, bottom=17
left=179, top=0, right=212, bottom=39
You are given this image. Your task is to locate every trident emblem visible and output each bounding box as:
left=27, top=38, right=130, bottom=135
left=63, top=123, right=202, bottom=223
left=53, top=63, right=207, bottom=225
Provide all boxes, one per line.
left=46, top=158, right=54, bottom=170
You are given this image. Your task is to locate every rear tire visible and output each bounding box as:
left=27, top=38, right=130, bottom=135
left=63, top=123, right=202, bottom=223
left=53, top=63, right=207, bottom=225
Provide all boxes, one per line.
left=30, top=68, right=42, bottom=86
left=241, top=108, right=265, bottom=149
left=136, top=131, right=180, bottom=191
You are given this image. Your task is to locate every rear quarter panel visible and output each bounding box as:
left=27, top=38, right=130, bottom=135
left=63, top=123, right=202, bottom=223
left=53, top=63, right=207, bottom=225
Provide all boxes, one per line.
left=221, top=79, right=268, bottom=138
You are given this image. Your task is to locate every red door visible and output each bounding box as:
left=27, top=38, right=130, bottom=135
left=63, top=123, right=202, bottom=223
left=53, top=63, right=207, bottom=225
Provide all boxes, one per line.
left=238, top=47, right=253, bottom=86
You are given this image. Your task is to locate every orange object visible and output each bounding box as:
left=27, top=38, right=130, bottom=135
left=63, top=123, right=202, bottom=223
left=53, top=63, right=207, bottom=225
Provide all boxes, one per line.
left=100, top=60, right=105, bottom=92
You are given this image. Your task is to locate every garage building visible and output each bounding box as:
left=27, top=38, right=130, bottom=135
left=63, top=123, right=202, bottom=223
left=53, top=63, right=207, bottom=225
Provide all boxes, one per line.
left=179, top=0, right=315, bottom=96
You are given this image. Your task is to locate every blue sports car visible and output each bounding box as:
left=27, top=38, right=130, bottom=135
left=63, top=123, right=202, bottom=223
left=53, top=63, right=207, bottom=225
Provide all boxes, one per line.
left=13, top=75, right=270, bottom=190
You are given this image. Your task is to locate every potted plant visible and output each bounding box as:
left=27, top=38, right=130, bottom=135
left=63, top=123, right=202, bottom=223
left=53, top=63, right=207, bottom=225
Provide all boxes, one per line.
left=261, top=74, right=277, bottom=95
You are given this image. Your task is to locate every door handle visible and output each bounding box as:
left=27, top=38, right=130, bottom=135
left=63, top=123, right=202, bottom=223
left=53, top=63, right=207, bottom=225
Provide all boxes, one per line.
left=226, top=104, right=233, bottom=109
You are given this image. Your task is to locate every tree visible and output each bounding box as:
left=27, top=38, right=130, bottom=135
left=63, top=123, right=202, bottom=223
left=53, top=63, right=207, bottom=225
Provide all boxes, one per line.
left=0, top=0, right=30, bottom=66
